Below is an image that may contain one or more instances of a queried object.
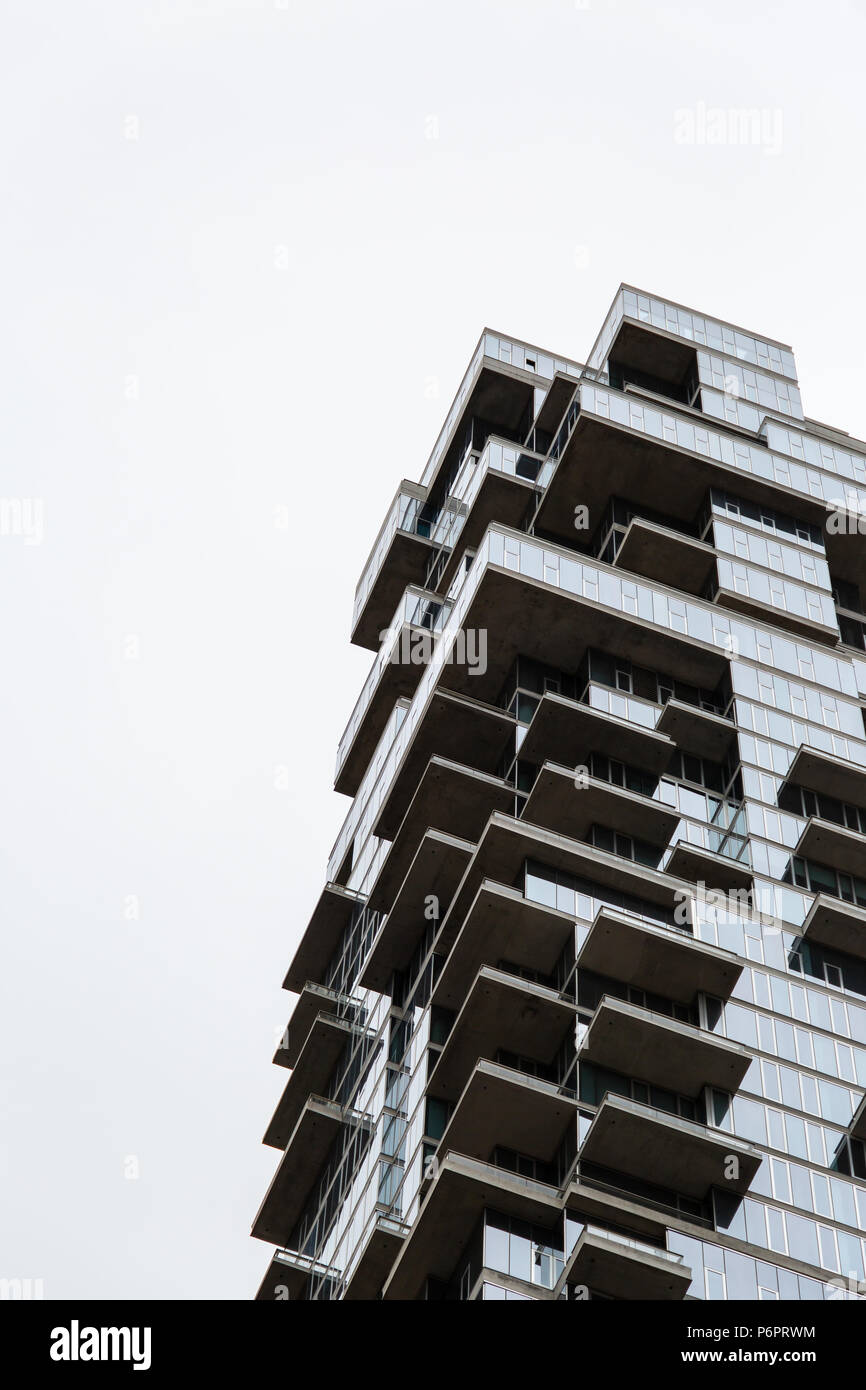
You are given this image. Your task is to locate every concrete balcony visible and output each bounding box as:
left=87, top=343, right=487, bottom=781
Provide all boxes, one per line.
left=784, top=744, right=866, bottom=807
left=533, top=382, right=826, bottom=551
left=577, top=906, right=743, bottom=1004
left=367, top=757, right=513, bottom=914
left=665, top=839, right=753, bottom=893
left=335, top=602, right=438, bottom=797
left=382, top=1151, right=561, bottom=1301
left=518, top=692, right=675, bottom=775
left=578, top=997, right=751, bottom=1097
left=255, top=1249, right=333, bottom=1301
left=796, top=817, right=866, bottom=877
left=437, top=811, right=695, bottom=957
left=433, top=880, right=576, bottom=1010
left=342, top=1214, right=407, bottom=1300
left=655, top=699, right=736, bottom=761
left=275, top=982, right=357, bottom=1069
left=521, top=762, right=680, bottom=848
left=613, top=517, right=716, bottom=597
left=373, top=691, right=515, bottom=842
left=360, top=828, right=474, bottom=992
left=579, top=1093, right=762, bottom=1199
left=712, top=585, right=840, bottom=646
left=252, top=1097, right=362, bottom=1247
left=427, top=967, right=575, bottom=1103
left=437, top=1059, right=578, bottom=1165
left=558, top=1226, right=691, bottom=1301
left=850, top=1094, right=866, bottom=1143
left=351, top=482, right=435, bottom=650
left=282, top=883, right=365, bottom=994
left=441, top=538, right=729, bottom=714
left=801, top=894, right=866, bottom=959
left=264, top=1012, right=358, bottom=1150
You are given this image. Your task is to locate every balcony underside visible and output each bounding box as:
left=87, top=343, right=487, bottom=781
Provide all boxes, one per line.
left=800, top=893, right=866, bottom=959
left=665, top=841, right=753, bottom=893
left=533, top=408, right=826, bottom=551
left=561, top=1228, right=691, bottom=1300
left=265, top=1013, right=357, bottom=1150
left=576, top=907, right=743, bottom=1004
left=437, top=811, right=694, bottom=956
left=580, top=1094, right=761, bottom=1199
left=352, top=531, right=436, bottom=651
left=579, top=997, right=750, bottom=1097
left=343, top=1218, right=406, bottom=1300
left=382, top=1152, right=561, bottom=1301
left=276, top=983, right=349, bottom=1069
left=437, top=1060, right=577, bottom=1164
left=282, top=884, right=365, bottom=994
left=534, top=372, right=578, bottom=438
left=785, top=745, right=866, bottom=808
left=438, top=558, right=729, bottom=711
left=614, top=518, right=716, bottom=596
left=427, top=967, right=575, bottom=1102
left=654, top=699, right=737, bottom=761
left=435, top=469, right=538, bottom=598
left=252, top=1098, right=347, bottom=1246
left=796, top=817, right=866, bottom=877
left=433, top=880, right=576, bottom=1010
left=335, top=627, right=426, bottom=797
left=713, top=588, right=839, bottom=646
left=255, top=1251, right=322, bottom=1301
left=373, top=691, right=515, bottom=842
left=369, top=757, right=512, bottom=913
left=519, top=692, right=675, bottom=775
left=423, top=355, right=542, bottom=504
left=361, top=829, right=474, bottom=992
left=522, top=763, right=679, bottom=847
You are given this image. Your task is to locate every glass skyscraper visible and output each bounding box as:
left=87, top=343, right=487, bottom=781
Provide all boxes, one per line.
left=253, top=286, right=866, bottom=1301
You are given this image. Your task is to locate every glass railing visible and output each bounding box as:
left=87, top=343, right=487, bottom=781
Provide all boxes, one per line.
left=336, top=587, right=453, bottom=779
left=353, top=484, right=431, bottom=628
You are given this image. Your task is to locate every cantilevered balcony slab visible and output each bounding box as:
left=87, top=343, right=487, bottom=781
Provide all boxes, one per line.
left=382, top=1152, right=561, bottom=1301
left=579, top=998, right=750, bottom=1097
left=655, top=699, right=737, bottom=761
left=665, top=840, right=753, bottom=893
left=433, top=880, right=576, bottom=1009
left=440, top=551, right=729, bottom=711
left=560, top=1227, right=691, bottom=1301
left=850, top=1095, right=866, bottom=1143
left=580, top=1094, right=761, bottom=1200
left=614, top=518, right=716, bottom=597
left=518, top=693, right=674, bottom=775
left=796, top=817, right=866, bottom=877
left=368, top=757, right=513, bottom=913
left=276, top=983, right=355, bottom=1069
left=361, top=829, right=474, bottom=991
left=351, top=484, right=435, bottom=651
left=334, top=628, right=427, bottom=797
left=533, top=395, right=826, bottom=552
left=435, top=466, right=540, bottom=600
left=800, top=894, right=866, bottom=959
left=577, top=906, right=742, bottom=1004
left=255, top=1250, right=327, bottom=1301
left=343, top=1215, right=407, bottom=1300
left=252, top=1097, right=348, bottom=1246
left=522, top=763, right=679, bottom=848
left=373, top=691, right=515, bottom=842
left=437, top=811, right=695, bottom=956
left=713, top=588, right=840, bottom=646
left=784, top=745, right=866, bottom=808
left=534, top=372, right=578, bottom=440
left=427, top=967, right=575, bottom=1102
left=265, top=1013, right=357, bottom=1150
left=437, top=1059, right=578, bottom=1164
left=282, top=883, right=365, bottom=995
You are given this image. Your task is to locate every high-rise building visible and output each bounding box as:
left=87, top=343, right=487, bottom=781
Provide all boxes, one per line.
left=253, top=286, right=866, bottom=1302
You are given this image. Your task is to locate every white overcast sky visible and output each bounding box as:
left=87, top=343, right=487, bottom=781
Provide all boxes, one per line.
left=2, top=0, right=865, bottom=1300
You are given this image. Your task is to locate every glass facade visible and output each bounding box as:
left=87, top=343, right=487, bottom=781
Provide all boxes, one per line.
left=255, top=286, right=866, bottom=1302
